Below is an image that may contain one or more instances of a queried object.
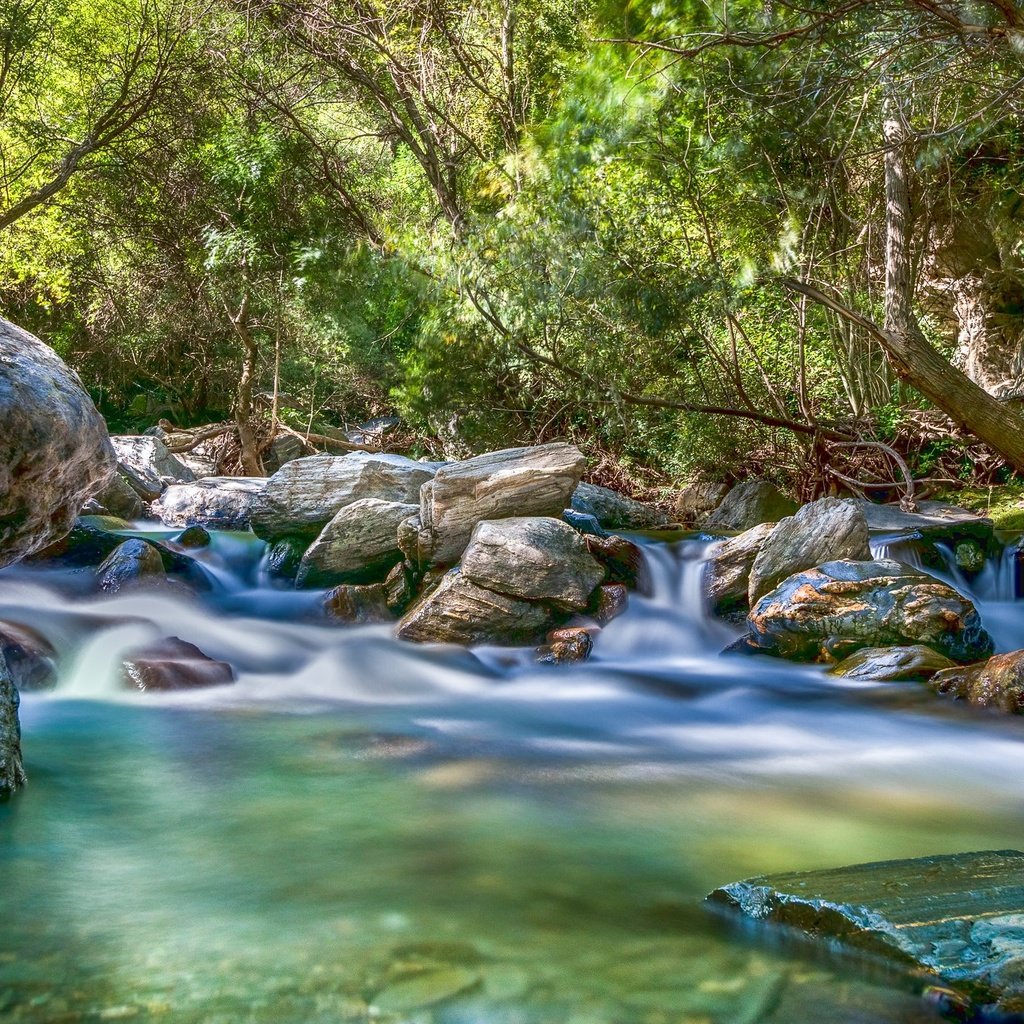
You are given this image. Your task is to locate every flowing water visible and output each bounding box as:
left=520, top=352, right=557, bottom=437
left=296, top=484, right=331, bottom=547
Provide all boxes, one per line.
left=4, top=529, right=1024, bottom=1023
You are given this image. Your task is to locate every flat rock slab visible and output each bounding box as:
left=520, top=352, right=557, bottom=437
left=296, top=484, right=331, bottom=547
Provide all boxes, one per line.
left=708, top=850, right=1024, bottom=1016
left=859, top=499, right=992, bottom=535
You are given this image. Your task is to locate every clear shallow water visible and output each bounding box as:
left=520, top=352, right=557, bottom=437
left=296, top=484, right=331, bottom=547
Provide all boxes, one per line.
left=3, top=531, right=1024, bottom=1023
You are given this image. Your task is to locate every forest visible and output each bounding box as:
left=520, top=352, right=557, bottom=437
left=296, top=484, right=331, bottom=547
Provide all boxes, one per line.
left=5, top=0, right=1024, bottom=500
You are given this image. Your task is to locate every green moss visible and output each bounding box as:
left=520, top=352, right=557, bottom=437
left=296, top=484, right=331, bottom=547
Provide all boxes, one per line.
left=943, top=485, right=1024, bottom=531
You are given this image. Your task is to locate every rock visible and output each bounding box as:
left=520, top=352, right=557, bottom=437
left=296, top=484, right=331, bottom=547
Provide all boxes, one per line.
left=857, top=499, right=993, bottom=539
left=570, top=482, right=668, bottom=531
left=584, top=534, right=652, bottom=595
left=123, top=636, right=235, bottom=692
left=537, top=627, right=594, bottom=664
left=0, top=622, right=58, bottom=693
left=397, top=571, right=557, bottom=646
left=175, top=525, right=211, bottom=549
left=30, top=514, right=133, bottom=567
left=250, top=452, right=441, bottom=544
left=85, top=472, right=145, bottom=519
left=748, top=498, right=871, bottom=606
left=747, top=559, right=993, bottom=663
left=110, top=436, right=195, bottom=500
left=561, top=508, right=607, bottom=536
left=295, top=498, right=418, bottom=588
left=383, top=561, right=418, bottom=615
left=0, top=318, right=116, bottom=566
left=460, top=517, right=605, bottom=611
left=261, top=432, right=307, bottom=474
left=707, top=849, right=1024, bottom=1018
left=704, top=481, right=797, bottom=531
left=703, top=522, right=775, bottom=617
left=414, top=443, right=586, bottom=566
left=932, top=650, right=1024, bottom=714
left=323, top=583, right=393, bottom=624
left=830, top=644, right=957, bottom=682
left=154, top=477, right=268, bottom=530
left=955, top=539, right=986, bottom=574
left=371, top=967, right=480, bottom=1013
left=0, top=652, right=25, bottom=799
left=675, top=480, right=729, bottom=525
left=263, top=536, right=306, bottom=581
left=97, top=539, right=166, bottom=593
left=592, top=582, right=629, bottom=625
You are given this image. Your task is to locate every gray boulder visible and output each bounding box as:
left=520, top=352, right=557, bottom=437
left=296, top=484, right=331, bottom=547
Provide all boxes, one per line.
left=748, top=559, right=993, bottom=664
left=0, top=318, right=115, bottom=566
left=830, top=645, right=957, bottom=682
left=250, top=452, right=442, bottom=543
left=154, top=477, right=268, bottom=530
left=97, top=539, right=166, bottom=593
left=412, top=444, right=586, bottom=566
left=295, top=498, right=418, bottom=588
left=674, top=480, right=729, bottom=525
left=397, top=571, right=556, bottom=646
left=0, top=652, right=25, bottom=799
left=748, top=497, right=870, bottom=606
left=704, top=481, right=797, bottom=531
left=85, top=471, right=145, bottom=519
left=460, top=517, right=605, bottom=611
left=111, top=436, right=195, bottom=500
left=569, top=482, right=668, bottom=531
left=703, top=522, right=775, bottom=617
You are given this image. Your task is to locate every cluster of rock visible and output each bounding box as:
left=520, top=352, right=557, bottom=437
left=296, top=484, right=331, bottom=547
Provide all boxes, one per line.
left=700, top=488, right=1024, bottom=714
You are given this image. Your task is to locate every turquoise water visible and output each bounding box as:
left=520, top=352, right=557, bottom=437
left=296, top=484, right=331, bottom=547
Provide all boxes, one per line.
left=3, top=534, right=1024, bottom=1023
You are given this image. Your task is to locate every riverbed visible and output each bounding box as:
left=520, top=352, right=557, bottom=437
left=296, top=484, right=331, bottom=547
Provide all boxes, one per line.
left=3, top=531, right=1023, bottom=1023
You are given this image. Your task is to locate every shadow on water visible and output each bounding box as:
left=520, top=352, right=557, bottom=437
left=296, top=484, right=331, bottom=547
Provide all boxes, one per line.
left=2, top=528, right=1024, bottom=1022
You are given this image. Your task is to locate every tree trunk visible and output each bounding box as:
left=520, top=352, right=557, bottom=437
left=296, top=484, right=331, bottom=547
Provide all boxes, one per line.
left=228, top=293, right=265, bottom=477
left=852, top=113, right=1024, bottom=471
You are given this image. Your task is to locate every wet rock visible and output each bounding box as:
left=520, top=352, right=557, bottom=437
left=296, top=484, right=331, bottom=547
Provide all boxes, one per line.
left=461, top=517, right=605, bottom=611
left=154, top=477, right=267, bottom=530
left=570, top=482, right=668, bottom=531
left=383, top=561, right=418, bottom=615
left=703, top=522, right=775, bottom=617
left=857, top=499, right=993, bottom=541
left=932, top=650, right=1024, bottom=714
left=175, top=525, right=211, bottom=549
left=414, top=443, right=586, bottom=566
left=0, top=652, right=25, bottom=799
left=955, top=539, right=985, bottom=574
left=29, top=514, right=133, bottom=567
left=295, top=498, right=418, bottom=588
left=251, top=452, right=441, bottom=544
left=537, top=627, right=594, bottom=664
left=85, top=471, right=144, bottom=520
left=585, top=534, right=652, bottom=595
left=0, top=622, right=58, bottom=692
left=110, top=436, right=195, bottom=500
left=97, top=539, right=166, bottom=593
left=749, top=498, right=871, bottom=606
left=747, top=559, right=993, bottom=663
left=323, top=583, right=393, bottom=624
left=0, top=318, right=116, bottom=566
left=592, top=582, right=629, bottom=625
left=707, top=849, right=1024, bottom=1018
left=371, top=967, right=480, bottom=1013
left=264, top=536, right=306, bottom=581
left=830, top=644, right=957, bottom=682
left=122, top=636, right=235, bottom=692
left=397, top=571, right=556, bottom=646
left=675, top=479, right=729, bottom=525
left=704, top=481, right=797, bottom=531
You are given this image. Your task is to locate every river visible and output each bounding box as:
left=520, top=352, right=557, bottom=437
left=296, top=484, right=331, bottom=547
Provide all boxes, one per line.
left=2, top=528, right=1023, bottom=1023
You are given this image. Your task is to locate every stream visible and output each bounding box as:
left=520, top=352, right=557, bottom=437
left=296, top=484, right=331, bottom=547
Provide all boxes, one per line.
left=3, top=528, right=1024, bottom=1023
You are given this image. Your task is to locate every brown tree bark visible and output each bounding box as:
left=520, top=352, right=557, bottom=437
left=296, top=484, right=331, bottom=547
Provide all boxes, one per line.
left=227, top=292, right=265, bottom=477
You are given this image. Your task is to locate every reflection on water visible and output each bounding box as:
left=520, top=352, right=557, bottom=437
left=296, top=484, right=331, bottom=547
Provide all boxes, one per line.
left=2, top=530, right=1024, bottom=1022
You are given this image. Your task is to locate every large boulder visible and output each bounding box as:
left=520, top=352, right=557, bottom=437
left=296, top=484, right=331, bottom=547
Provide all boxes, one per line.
left=460, top=517, right=605, bottom=611
left=931, top=650, right=1024, bottom=714
left=250, top=452, right=442, bottom=544
left=396, top=571, right=556, bottom=646
left=0, top=652, right=25, bottom=799
left=569, top=482, right=668, bottom=531
left=747, top=559, right=993, bottom=663
left=703, top=522, right=775, bottom=617
left=704, top=480, right=797, bottom=531
left=295, top=498, right=418, bottom=588
left=412, top=444, right=586, bottom=566
left=0, top=318, right=115, bottom=566
left=154, top=477, right=268, bottom=530
left=748, top=498, right=871, bottom=606
left=110, top=435, right=195, bottom=500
